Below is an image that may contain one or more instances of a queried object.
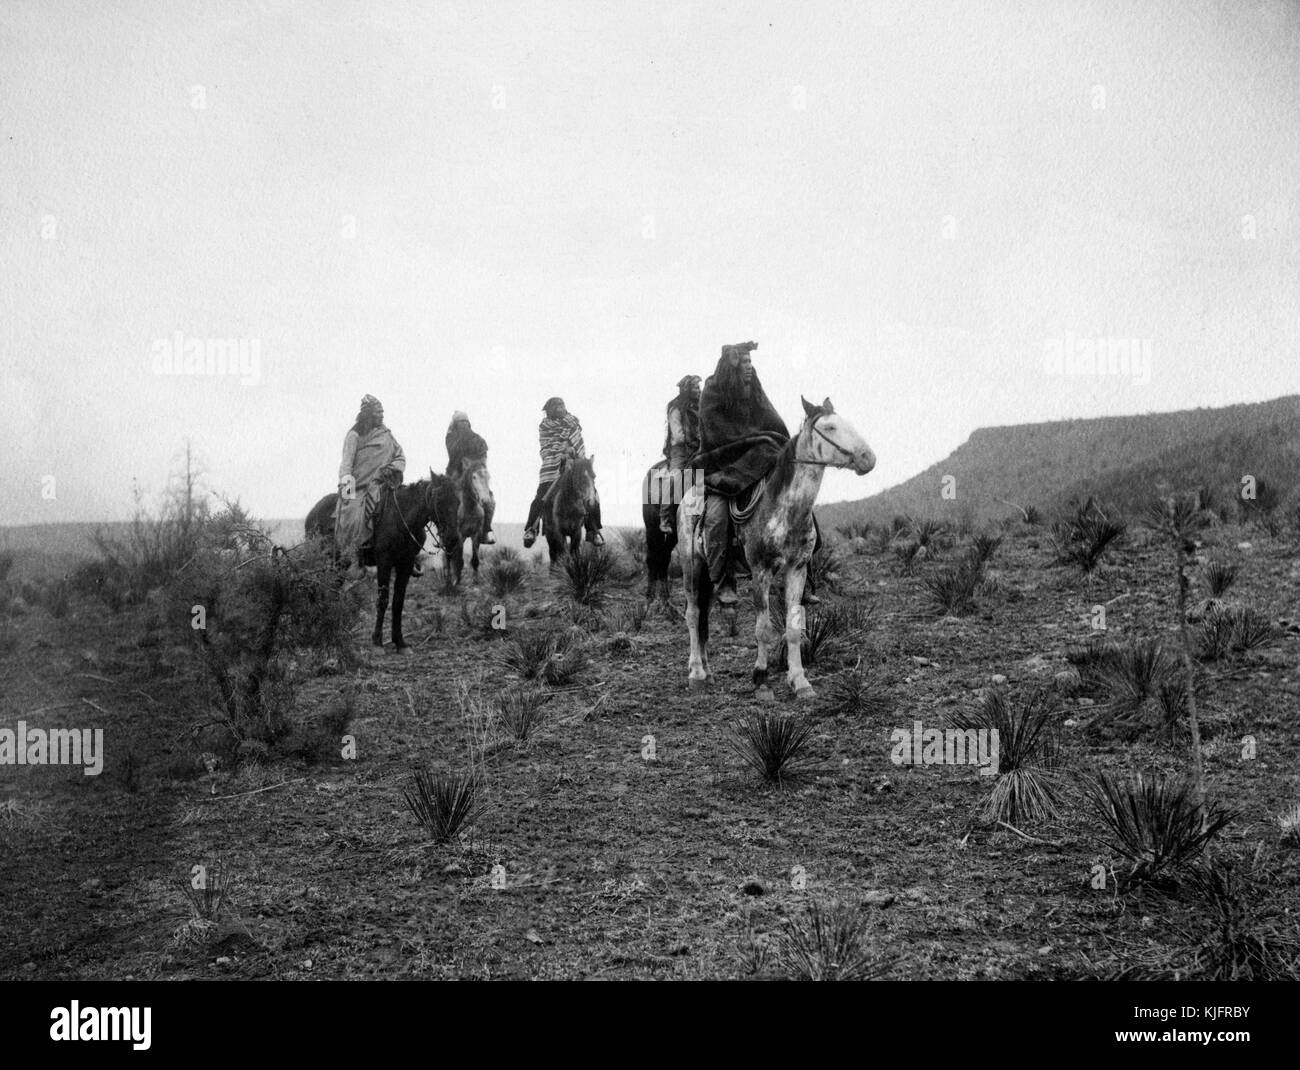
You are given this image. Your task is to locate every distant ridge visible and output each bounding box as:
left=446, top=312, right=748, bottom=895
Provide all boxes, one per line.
left=817, top=395, right=1300, bottom=528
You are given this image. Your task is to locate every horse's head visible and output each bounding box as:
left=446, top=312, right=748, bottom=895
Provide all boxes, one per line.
left=460, top=458, right=493, bottom=507
left=568, top=455, right=598, bottom=508
left=798, top=397, right=876, bottom=475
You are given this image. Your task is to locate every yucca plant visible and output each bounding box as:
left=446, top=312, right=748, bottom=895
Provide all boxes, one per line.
left=912, top=517, right=949, bottom=554
left=827, top=658, right=892, bottom=718
left=1227, top=606, right=1274, bottom=653
left=617, top=527, right=647, bottom=563
left=922, top=554, right=984, bottom=616
left=1203, top=558, right=1238, bottom=598
left=403, top=769, right=486, bottom=844
left=603, top=599, right=648, bottom=634
left=1179, top=856, right=1300, bottom=980
left=1099, top=639, right=1176, bottom=712
left=1086, top=772, right=1233, bottom=883
left=497, top=629, right=560, bottom=680
left=496, top=685, right=550, bottom=742
left=949, top=688, right=1063, bottom=825
left=541, top=630, right=588, bottom=686
left=802, top=606, right=850, bottom=665
left=893, top=540, right=922, bottom=574
left=1052, top=500, right=1127, bottom=574
left=1277, top=803, right=1300, bottom=848
left=486, top=547, right=529, bottom=598
left=555, top=545, right=614, bottom=608
left=729, top=711, right=815, bottom=785
left=970, top=531, right=1003, bottom=567
left=776, top=901, right=895, bottom=981
left=182, top=858, right=233, bottom=922
left=806, top=541, right=844, bottom=594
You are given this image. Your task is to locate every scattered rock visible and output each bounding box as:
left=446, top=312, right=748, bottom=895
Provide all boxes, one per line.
left=1024, top=655, right=1050, bottom=673
left=525, top=928, right=544, bottom=945
left=1063, top=718, right=1078, bottom=728
left=442, top=861, right=464, bottom=875
left=215, top=956, right=232, bottom=967
left=1054, top=669, right=1081, bottom=693
left=1077, top=697, right=1095, bottom=708
left=1237, top=541, right=1252, bottom=551
left=991, top=674, right=1008, bottom=685
left=861, top=890, right=896, bottom=908
left=911, top=656, right=930, bottom=667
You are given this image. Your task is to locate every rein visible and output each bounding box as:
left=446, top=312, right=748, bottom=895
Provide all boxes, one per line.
left=728, top=412, right=853, bottom=526
left=387, top=484, right=438, bottom=552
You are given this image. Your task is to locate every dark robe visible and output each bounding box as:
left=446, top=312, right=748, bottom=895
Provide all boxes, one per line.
left=446, top=427, right=488, bottom=475
left=693, top=374, right=790, bottom=497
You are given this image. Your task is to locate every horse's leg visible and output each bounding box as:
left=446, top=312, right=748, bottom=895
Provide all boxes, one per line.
left=373, top=561, right=391, bottom=647
left=391, top=565, right=410, bottom=651
left=784, top=564, right=815, bottom=700
left=752, top=567, right=776, bottom=702
left=683, top=510, right=710, bottom=690
left=470, top=533, right=481, bottom=584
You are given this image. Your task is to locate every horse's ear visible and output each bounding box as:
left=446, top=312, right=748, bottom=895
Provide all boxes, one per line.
left=429, top=467, right=435, bottom=483
left=801, top=396, right=818, bottom=418
left=588, top=454, right=596, bottom=468
left=822, top=397, right=834, bottom=415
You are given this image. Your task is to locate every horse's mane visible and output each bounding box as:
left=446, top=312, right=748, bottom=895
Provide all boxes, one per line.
left=765, top=431, right=802, bottom=498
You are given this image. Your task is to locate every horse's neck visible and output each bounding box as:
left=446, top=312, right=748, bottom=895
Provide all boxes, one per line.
left=764, top=440, right=824, bottom=525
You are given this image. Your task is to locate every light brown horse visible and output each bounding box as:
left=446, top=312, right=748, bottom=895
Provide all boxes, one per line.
left=435, top=458, right=496, bottom=586
left=679, top=397, right=875, bottom=700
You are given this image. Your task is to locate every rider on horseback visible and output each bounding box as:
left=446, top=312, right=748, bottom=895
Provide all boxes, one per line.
left=523, top=397, right=604, bottom=548
left=445, top=410, right=495, bottom=545
left=337, top=394, right=419, bottom=573
left=694, top=344, right=819, bottom=606
left=660, top=374, right=702, bottom=535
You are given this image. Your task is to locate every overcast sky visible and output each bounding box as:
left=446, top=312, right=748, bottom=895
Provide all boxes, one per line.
left=3, top=0, right=1298, bottom=528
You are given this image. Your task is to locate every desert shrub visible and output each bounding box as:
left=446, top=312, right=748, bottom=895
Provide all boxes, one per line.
left=1278, top=804, right=1300, bottom=849
left=496, top=685, right=550, bottom=742
left=603, top=599, right=648, bottom=634
left=1202, top=558, right=1238, bottom=598
left=0, top=551, right=13, bottom=586
left=776, top=901, right=894, bottom=981
left=911, top=517, right=950, bottom=555
left=1098, top=638, right=1176, bottom=715
left=922, top=553, right=984, bottom=616
left=729, top=711, right=815, bottom=785
left=806, top=540, right=844, bottom=594
left=541, top=630, right=589, bottom=685
left=1197, top=606, right=1274, bottom=661
left=1086, top=772, right=1234, bottom=883
left=1023, top=505, right=1043, bottom=525
left=893, top=541, right=921, bottom=574
left=969, top=532, right=1003, bottom=567
left=555, top=545, right=614, bottom=608
left=168, top=539, right=362, bottom=764
left=836, top=519, right=872, bottom=540
left=827, top=659, right=893, bottom=718
left=486, top=547, right=528, bottom=598
left=1051, top=499, right=1126, bottom=574
left=403, top=770, right=486, bottom=845
left=498, top=628, right=560, bottom=679
left=1177, top=857, right=1300, bottom=980
left=949, top=688, right=1063, bottom=825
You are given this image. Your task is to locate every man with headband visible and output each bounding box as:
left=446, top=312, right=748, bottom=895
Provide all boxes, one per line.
left=336, top=394, right=413, bottom=571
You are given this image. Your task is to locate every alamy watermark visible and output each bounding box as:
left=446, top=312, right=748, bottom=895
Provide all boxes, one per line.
left=1043, top=333, right=1151, bottom=386
left=151, top=331, right=261, bottom=386
left=890, top=721, right=999, bottom=776
left=1, top=722, right=104, bottom=776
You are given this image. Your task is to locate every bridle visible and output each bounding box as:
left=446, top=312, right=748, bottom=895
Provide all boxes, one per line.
left=387, top=482, right=441, bottom=553
left=798, top=411, right=859, bottom=467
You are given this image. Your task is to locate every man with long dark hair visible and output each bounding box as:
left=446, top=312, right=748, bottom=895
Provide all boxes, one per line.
left=336, top=394, right=410, bottom=571
left=694, top=342, right=820, bottom=605
left=659, top=374, right=702, bottom=534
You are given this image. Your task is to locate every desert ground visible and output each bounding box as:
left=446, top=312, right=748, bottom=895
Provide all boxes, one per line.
left=1, top=512, right=1297, bottom=980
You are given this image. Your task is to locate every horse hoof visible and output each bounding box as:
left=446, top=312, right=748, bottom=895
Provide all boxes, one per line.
left=795, top=685, right=817, bottom=703
left=371, top=637, right=383, bottom=648
left=755, top=686, right=775, bottom=703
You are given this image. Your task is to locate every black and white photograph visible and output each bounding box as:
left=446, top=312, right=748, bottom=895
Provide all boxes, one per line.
left=1, top=0, right=1297, bottom=1043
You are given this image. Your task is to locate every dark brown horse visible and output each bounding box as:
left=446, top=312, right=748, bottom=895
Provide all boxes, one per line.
left=544, top=454, right=599, bottom=562
left=433, top=458, right=495, bottom=586
left=305, top=472, right=446, bottom=650
left=641, top=460, right=678, bottom=603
